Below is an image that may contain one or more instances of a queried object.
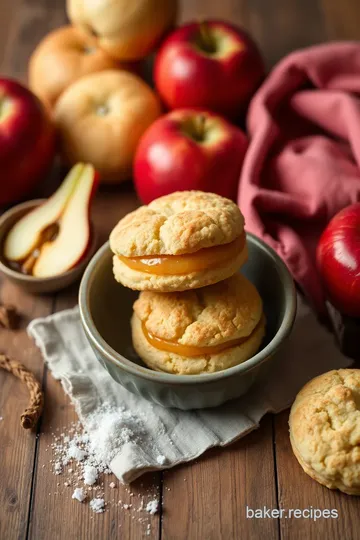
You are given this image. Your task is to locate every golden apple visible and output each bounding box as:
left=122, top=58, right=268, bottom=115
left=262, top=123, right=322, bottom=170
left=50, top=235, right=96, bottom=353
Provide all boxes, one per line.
left=28, top=25, right=135, bottom=109
left=54, top=70, right=162, bottom=182
left=66, top=0, right=177, bottom=61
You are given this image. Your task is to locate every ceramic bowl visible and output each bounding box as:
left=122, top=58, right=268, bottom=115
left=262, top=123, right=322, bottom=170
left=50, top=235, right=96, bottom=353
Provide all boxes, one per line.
left=79, top=233, right=297, bottom=410
left=0, top=199, right=97, bottom=294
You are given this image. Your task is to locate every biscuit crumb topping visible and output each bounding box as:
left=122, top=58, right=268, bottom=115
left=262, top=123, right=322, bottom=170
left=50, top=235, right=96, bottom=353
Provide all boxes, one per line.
left=110, top=191, right=244, bottom=257
left=290, top=369, right=360, bottom=491
left=134, top=274, right=262, bottom=347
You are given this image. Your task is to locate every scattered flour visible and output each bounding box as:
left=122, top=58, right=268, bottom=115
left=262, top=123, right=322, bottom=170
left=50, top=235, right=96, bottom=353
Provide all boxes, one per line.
left=85, top=405, right=142, bottom=464
left=156, top=455, right=166, bottom=465
left=83, top=465, right=98, bottom=486
left=72, top=487, right=86, bottom=502
left=89, top=498, right=105, bottom=513
left=146, top=499, right=159, bottom=515
left=50, top=405, right=142, bottom=479
left=0, top=416, right=3, bottom=421
left=68, top=443, right=87, bottom=462
left=47, top=405, right=159, bottom=526
left=54, top=462, right=62, bottom=475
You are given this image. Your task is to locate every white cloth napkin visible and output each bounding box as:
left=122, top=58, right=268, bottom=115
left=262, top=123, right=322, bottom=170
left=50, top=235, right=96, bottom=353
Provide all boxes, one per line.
left=28, top=295, right=351, bottom=484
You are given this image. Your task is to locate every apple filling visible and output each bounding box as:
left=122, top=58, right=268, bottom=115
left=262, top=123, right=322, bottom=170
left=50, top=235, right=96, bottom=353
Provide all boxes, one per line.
left=142, top=317, right=263, bottom=358
left=119, top=233, right=245, bottom=276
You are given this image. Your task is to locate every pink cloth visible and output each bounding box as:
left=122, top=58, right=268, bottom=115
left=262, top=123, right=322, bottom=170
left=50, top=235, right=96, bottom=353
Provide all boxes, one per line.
left=239, top=42, right=360, bottom=311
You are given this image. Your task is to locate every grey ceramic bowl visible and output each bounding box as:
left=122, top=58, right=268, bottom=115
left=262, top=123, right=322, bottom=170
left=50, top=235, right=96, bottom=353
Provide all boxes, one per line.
left=0, top=199, right=97, bottom=294
left=79, top=233, right=297, bottom=410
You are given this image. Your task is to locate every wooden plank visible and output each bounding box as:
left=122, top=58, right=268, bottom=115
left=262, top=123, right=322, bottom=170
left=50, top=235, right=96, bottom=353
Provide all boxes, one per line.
left=27, top=342, right=161, bottom=540
left=0, top=282, right=53, bottom=540
left=27, top=192, right=164, bottom=540
left=0, top=0, right=65, bottom=538
left=161, top=3, right=279, bottom=539
left=180, top=0, right=247, bottom=22
left=0, top=0, right=66, bottom=82
left=275, top=411, right=360, bottom=540
left=0, top=0, right=22, bottom=67
left=162, top=416, right=278, bottom=540
left=245, top=0, right=326, bottom=67
left=273, top=2, right=360, bottom=538
left=321, top=0, right=360, bottom=40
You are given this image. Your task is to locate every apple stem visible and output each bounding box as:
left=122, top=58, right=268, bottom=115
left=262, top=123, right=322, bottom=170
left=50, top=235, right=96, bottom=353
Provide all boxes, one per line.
left=83, top=46, right=96, bottom=55
left=198, top=21, right=216, bottom=54
left=86, top=24, right=98, bottom=38
left=194, top=114, right=206, bottom=141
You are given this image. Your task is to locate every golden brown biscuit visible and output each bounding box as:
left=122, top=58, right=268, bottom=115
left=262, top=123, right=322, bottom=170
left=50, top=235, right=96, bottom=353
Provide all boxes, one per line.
left=110, top=191, right=246, bottom=292
left=131, top=274, right=265, bottom=375
left=289, top=369, right=360, bottom=495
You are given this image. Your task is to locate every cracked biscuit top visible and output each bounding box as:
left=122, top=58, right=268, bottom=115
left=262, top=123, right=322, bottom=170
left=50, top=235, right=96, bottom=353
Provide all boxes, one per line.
left=290, top=369, right=360, bottom=488
left=109, top=191, right=244, bottom=257
left=133, top=273, right=263, bottom=348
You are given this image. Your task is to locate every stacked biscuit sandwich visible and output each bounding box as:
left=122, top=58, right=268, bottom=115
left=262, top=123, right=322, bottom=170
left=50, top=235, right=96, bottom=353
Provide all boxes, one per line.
left=109, top=191, right=265, bottom=375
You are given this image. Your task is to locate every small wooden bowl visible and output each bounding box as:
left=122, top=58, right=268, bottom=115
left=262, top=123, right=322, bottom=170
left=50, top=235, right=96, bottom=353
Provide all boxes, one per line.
left=0, top=199, right=97, bottom=294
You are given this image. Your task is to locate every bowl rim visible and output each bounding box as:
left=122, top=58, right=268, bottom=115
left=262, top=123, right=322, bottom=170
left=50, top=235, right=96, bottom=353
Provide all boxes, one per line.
left=79, top=233, right=297, bottom=385
left=0, top=199, right=97, bottom=284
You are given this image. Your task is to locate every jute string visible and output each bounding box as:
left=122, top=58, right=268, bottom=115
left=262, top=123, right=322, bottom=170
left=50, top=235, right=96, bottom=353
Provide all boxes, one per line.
left=0, top=354, right=44, bottom=429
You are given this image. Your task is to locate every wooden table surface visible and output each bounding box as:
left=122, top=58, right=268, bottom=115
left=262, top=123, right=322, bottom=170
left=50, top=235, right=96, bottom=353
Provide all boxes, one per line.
left=1, top=1, right=360, bottom=539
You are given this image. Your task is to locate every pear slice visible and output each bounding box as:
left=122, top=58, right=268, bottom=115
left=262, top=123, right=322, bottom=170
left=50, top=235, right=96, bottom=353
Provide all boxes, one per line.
left=32, top=164, right=98, bottom=277
left=4, top=163, right=86, bottom=262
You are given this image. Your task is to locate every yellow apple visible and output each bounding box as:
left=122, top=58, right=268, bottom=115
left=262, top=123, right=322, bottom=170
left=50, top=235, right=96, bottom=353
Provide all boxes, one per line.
left=53, top=70, right=162, bottom=183
left=29, top=25, right=134, bottom=109
left=66, top=0, right=178, bottom=61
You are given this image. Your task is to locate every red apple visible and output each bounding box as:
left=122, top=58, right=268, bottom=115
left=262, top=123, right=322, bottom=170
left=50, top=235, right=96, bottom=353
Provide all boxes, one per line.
left=154, top=20, right=265, bottom=119
left=317, top=203, right=360, bottom=317
left=134, top=108, right=248, bottom=204
left=0, top=78, right=55, bottom=205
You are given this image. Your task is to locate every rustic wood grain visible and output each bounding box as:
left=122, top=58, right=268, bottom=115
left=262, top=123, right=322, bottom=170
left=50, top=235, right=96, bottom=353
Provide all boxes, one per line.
left=162, top=415, right=278, bottom=540
left=275, top=411, right=360, bottom=540
left=180, top=0, right=247, bottom=22
left=27, top=192, right=164, bottom=540
left=321, top=0, right=360, bottom=40
left=0, top=282, right=53, bottom=540
left=0, top=0, right=67, bottom=82
left=0, top=0, right=59, bottom=538
left=0, top=0, right=22, bottom=68
left=162, top=4, right=279, bottom=540
left=272, top=2, right=360, bottom=538
left=245, top=0, right=326, bottom=68
left=1, top=0, right=360, bottom=538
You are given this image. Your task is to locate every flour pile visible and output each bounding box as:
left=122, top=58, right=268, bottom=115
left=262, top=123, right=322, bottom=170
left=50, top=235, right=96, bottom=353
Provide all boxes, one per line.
left=52, top=405, right=144, bottom=482
left=48, top=404, right=159, bottom=524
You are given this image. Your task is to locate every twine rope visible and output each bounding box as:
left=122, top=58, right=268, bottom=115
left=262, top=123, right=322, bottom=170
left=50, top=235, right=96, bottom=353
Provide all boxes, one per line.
left=0, top=354, right=44, bottom=429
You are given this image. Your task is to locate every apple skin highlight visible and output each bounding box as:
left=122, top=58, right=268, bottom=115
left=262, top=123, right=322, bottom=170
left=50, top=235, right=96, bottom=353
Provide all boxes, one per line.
left=134, top=108, right=248, bottom=204
left=317, top=203, right=360, bottom=317
left=0, top=78, right=55, bottom=206
left=154, top=20, right=265, bottom=119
